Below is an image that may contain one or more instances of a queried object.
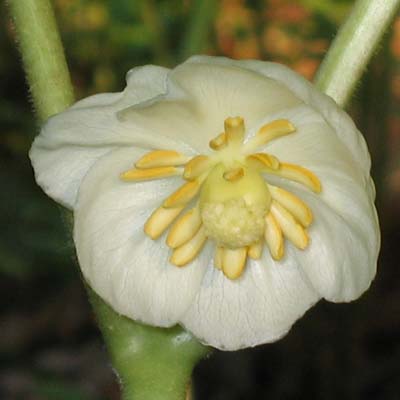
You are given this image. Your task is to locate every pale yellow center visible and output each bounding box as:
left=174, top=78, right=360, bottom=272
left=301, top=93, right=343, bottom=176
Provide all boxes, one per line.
left=200, top=164, right=270, bottom=248
left=120, top=116, right=322, bottom=280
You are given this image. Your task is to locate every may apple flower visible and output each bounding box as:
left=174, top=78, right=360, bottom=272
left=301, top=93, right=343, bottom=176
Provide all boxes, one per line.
left=30, top=56, right=379, bottom=350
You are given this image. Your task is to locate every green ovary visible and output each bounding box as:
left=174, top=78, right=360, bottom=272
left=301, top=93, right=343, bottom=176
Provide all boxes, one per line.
left=199, top=164, right=271, bottom=248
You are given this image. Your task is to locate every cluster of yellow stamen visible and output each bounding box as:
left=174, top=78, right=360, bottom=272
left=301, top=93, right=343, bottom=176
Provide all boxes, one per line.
left=120, top=117, right=321, bottom=280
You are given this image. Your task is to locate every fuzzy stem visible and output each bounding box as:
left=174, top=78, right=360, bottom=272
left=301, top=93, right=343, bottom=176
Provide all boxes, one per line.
left=8, top=1, right=210, bottom=399
left=314, top=0, right=400, bottom=107
left=8, top=0, right=74, bottom=121
left=89, top=289, right=209, bottom=400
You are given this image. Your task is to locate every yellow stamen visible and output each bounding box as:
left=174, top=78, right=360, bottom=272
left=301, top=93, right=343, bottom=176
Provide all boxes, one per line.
left=223, top=167, right=244, bottom=182
left=268, top=185, right=313, bottom=227
left=264, top=213, right=284, bottom=260
left=214, top=246, right=224, bottom=270
left=121, top=115, right=318, bottom=279
left=222, top=247, right=247, bottom=279
left=183, top=155, right=211, bottom=180
left=246, top=153, right=280, bottom=170
left=269, top=163, right=321, bottom=193
left=163, top=180, right=201, bottom=208
left=243, top=119, right=296, bottom=152
left=170, top=226, right=207, bottom=266
left=270, top=201, right=309, bottom=250
left=209, top=132, right=228, bottom=150
left=120, top=166, right=181, bottom=181
left=144, top=206, right=184, bottom=239
left=248, top=241, right=263, bottom=260
left=224, top=116, right=245, bottom=144
left=166, top=207, right=202, bottom=248
left=135, top=150, right=189, bottom=168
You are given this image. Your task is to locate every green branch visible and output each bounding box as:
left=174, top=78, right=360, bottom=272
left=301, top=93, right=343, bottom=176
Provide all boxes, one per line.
left=8, top=1, right=209, bottom=399
left=8, top=0, right=74, bottom=121
left=314, top=0, right=400, bottom=107
left=89, top=289, right=209, bottom=400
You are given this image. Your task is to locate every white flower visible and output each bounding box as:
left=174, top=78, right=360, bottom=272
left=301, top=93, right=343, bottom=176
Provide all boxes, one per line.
left=30, top=56, right=379, bottom=350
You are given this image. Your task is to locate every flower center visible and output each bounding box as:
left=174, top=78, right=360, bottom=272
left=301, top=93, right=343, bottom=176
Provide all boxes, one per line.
left=120, top=116, right=321, bottom=279
left=199, top=164, right=271, bottom=248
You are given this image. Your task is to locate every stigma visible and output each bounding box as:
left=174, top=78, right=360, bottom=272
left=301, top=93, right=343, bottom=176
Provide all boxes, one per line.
left=199, top=164, right=270, bottom=248
left=120, top=117, right=321, bottom=279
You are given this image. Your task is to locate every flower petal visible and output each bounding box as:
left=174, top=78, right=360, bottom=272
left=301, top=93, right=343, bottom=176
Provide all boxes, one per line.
left=249, top=105, right=368, bottom=186
left=185, top=55, right=371, bottom=174
left=74, top=148, right=208, bottom=326
left=167, top=60, right=304, bottom=152
left=250, top=104, right=378, bottom=286
left=30, top=65, right=174, bottom=208
left=29, top=56, right=380, bottom=351
left=269, top=172, right=379, bottom=302
left=120, top=59, right=307, bottom=155
left=181, top=248, right=319, bottom=350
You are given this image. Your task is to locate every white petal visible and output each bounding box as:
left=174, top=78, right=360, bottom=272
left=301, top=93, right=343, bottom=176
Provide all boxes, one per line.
left=118, top=60, right=305, bottom=157
left=30, top=65, right=174, bottom=208
left=74, top=147, right=208, bottom=326
left=245, top=101, right=379, bottom=301
left=181, top=248, right=319, bottom=350
left=249, top=105, right=367, bottom=184
left=169, top=60, right=304, bottom=152
left=271, top=173, right=379, bottom=302
left=185, top=55, right=371, bottom=174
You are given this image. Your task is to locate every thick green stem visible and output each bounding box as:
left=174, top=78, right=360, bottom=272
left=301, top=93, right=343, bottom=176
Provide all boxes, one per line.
left=314, top=0, right=400, bottom=107
left=8, top=1, right=209, bottom=399
left=8, top=0, right=74, bottom=121
left=89, top=289, right=209, bottom=400
left=179, top=0, right=218, bottom=60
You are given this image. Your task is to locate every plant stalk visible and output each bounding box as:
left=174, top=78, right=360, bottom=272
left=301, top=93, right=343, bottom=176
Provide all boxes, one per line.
left=314, top=0, right=400, bottom=107
left=8, top=0, right=74, bottom=121
left=180, top=0, right=218, bottom=60
left=8, top=1, right=210, bottom=399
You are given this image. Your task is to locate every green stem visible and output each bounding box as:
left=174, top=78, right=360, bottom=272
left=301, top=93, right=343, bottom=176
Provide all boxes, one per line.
left=179, top=0, right=218, bottom=61
left=89, top=289, right=209, bottom=400
left=314, top=0, right=400, bottom=107
left=8, top=1, right=210, bottom=399
left=7, top=0, right=74, bottom=121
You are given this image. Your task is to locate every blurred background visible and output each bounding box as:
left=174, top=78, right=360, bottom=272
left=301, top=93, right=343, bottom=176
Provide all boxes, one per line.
left=1, top=0, right=400, bottom=399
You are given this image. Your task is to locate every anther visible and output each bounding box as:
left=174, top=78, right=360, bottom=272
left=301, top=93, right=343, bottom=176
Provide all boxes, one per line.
left=144, top=206, right=184, bottom=239
left=264, top=213, right=284, bottom=260
left=268, top=185, right=313, bottom=227
left=267, top=163, right=321, bottom=193
left=246, top=153, right=280, bottom=170
left=183, top=156, right=211, bottom=180
left=166, top=207, right=202, bottom=248
left=120, top=166, right=181, bottom=181
left=135, top=150, right=190, bottom=168
left=170, top=226, right=207, bottom=266
left=248, top=241, right=263, bottom=260
left=163, top=179, right=202, bottom=208
left=223, top=167, right=244, bottom=182
left=243, top=119, right=296, bottom=152
left=222, top=247, right=248, bottom=279
left=209, top=132, right=228, bottom=150
left=270, top=201, right=309, bottom=250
